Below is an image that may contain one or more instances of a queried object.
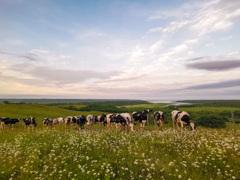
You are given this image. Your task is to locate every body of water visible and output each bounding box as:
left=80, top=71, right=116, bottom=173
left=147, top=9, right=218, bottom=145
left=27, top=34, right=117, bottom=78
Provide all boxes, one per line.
left=147, top=100, right=192, bottom=106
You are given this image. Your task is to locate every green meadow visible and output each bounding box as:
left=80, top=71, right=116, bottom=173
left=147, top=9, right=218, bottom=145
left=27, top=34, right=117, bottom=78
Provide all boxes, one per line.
left=0, top=100, right=240, bottom=179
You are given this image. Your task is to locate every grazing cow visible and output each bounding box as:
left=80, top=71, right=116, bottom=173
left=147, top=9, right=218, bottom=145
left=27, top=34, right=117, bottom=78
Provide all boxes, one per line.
left=154, top=111, right=165, bottom=131
left=23, top=117, right=37, bottom=129
left=95, top=114, right=106, bottom=127
left=86, top=115, right=95, bottom=129
left=42, top=117, right=53, bottom=128
left=105, top=114, right=116, bottom=129
left=172, top=110, right=195, bottom=131
left=53, top=117, right=64, bottom=125
left=113, top=114, right=127, bottom=131
left=120, top=113, right=134, bottom=131
left=64, top=116, right=77, bottom=125
left=64, top=116, right=71, bottom=125
left=76, top=115, right=86, bottom=130
left=132, top=109, right=152, bottom=130
left=0, top=117, right=20, bottom=129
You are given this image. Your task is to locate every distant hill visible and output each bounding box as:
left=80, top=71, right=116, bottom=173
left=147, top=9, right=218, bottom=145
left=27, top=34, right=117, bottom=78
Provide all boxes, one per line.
left=0, top=99, right=150, bottom=106
left=178, top=100, right=240, bottom=108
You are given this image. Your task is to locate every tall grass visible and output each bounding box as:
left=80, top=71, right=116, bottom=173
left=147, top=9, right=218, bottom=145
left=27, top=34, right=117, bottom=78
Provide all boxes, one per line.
left=0, top=126, right=239, bottom=180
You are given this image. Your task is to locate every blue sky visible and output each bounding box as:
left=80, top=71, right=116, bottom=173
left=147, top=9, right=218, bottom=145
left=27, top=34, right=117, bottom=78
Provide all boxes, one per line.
left=0, top=0, right=240, bottom=100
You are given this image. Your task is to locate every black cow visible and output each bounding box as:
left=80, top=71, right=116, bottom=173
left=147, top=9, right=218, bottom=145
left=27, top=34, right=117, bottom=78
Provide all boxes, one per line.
left=132, top=109, right=152, bottom=130
left=23, top=117, right=37, bottom=129
left=0, top=117, right=21, bottom=129
left=76, top=115, right=86, bottom=130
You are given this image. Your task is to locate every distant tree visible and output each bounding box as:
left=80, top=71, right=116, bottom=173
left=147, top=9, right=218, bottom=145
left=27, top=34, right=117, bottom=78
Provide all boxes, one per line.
left=197, top=115, right=227, bottom=128
left=3, top=100, right=10, bottom=104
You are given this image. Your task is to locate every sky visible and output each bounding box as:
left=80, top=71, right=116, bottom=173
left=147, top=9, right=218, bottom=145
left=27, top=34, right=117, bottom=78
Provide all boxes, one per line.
left=0, top=0, right=240, bottom=100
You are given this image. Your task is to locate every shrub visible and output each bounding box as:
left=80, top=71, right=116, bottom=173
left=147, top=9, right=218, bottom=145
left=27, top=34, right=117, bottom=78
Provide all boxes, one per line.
left=197, top=115, right=227, bottom=128
left=79, top=104, right=125, bottom=113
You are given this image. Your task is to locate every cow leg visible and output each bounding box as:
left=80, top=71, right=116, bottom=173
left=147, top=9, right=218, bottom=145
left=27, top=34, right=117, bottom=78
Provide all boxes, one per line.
left=172, top=117, right=175, bottom=129
left=180, top=121, right=184, bottom=132
left=142, top=120, right=146, bottom=130
left=129, top=123, right=134, bottom=132
left=139, top=120, right=143, bottom=130
left=1, top=122, right=5, bottom=130
left=160, top=121, right=163, bottom=131
left=0, top=122, right=4, bottom=130
left=156, top=120, right=160, bottom=130
left=115, top=123, right=120, bottom=131
left=176, top=120, right=180, bottom=131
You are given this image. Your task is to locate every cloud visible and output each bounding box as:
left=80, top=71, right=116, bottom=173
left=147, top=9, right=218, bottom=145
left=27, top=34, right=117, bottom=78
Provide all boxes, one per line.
left=186, top=60, right=240, bottom=71
left=189, top=0, right=240, bottom=36
left=100, top=74, right=147, bottom=83
left=185, top=79, right=240, bottom=90
left=148, top=0, right=240, bottom=37
left=18, top=53, right=38, bottom=61
left=9, top=65, right=120, bottom=85
left=0, top=50, right=6, bottom=54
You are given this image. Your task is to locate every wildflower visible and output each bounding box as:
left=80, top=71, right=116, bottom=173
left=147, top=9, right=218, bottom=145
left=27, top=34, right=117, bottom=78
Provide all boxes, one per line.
left=178, top=175, right=182, bottom=178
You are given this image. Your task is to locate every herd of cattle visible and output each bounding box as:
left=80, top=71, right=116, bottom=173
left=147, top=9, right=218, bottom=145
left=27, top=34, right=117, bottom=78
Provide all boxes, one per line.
left=0, top=110, right=195, bottom=131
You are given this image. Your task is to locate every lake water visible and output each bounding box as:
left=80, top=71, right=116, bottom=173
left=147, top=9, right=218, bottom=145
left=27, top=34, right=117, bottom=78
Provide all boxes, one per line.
left=147, top=100, right=192, bottom=106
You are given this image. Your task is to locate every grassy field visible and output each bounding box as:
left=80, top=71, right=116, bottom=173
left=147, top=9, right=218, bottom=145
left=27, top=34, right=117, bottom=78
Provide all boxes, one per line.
left=0, top=127, right=239, bottom=180
left=0, top=102, right=240, bottom=179
left=179, top=106, right=240, bottom=112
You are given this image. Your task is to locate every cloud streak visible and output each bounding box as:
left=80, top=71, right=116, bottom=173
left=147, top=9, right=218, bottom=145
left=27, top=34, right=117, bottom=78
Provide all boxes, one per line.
left=186, top=60, right=240, bottom=71
left=186, top=79, right=240, bottom=90
left=15, top=66, right=120, bottom=85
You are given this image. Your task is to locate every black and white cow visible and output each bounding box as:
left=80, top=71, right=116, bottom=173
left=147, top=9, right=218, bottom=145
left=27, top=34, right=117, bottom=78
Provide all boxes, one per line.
left=172, top=110, right=195, bottom=131
left=132, top=109, right=152, bottom=130
left=0, top=117, right=21, bottom=129
left=76, top=115, right=86, bottom=130
left=154, top=111, right=165, bottom=130
left=111, top=113, right=134, bottom=131
left=42, top=117, right=53, bottom=128
left=95, top=114, right=106, bottom=127
left=64, top=116, right=77, bottom=125
left=23, top=117, right=37, bottom=129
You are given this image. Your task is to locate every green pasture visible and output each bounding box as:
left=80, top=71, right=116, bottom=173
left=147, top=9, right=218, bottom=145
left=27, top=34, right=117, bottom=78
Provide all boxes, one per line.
left=179, top=106, right=240, bottom=112
left=118, top=103, right=167, bottom=109
left=0, top=127, right=239, bottom=180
